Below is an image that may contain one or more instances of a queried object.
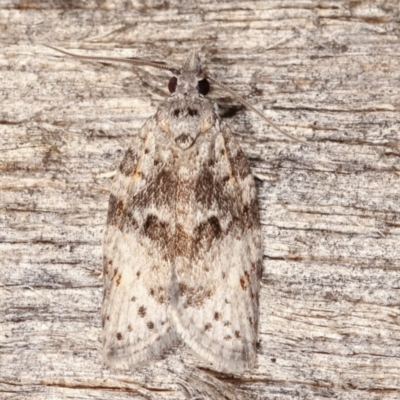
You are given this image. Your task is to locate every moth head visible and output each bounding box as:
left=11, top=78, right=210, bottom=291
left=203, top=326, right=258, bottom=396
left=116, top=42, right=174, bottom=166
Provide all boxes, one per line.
left=168, top=50, right=210, bottom=97
left=168, top=76, right=210, bottom=96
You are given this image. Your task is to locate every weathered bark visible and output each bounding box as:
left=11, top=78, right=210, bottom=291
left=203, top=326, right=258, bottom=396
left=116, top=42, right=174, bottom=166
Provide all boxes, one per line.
left=1, top=1, right=400, bottom=399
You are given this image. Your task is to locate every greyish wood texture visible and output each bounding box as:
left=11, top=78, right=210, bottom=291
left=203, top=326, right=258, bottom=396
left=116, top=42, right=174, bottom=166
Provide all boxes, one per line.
left=1, top=1, right=399, bottom=399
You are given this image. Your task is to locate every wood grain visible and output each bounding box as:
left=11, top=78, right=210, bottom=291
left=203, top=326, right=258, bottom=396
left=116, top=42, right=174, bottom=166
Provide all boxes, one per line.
left=1, top=1, right=400, bottom=399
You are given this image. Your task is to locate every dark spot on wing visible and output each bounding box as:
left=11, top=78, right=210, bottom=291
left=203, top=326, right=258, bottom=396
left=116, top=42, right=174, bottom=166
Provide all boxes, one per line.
left=138, top=306, right=146, bottom=317
left=119, top=147, right=139, bottom=176
left=193, top=216, right=222, bottom=254
left=142, top=214, right=171, bottom=253
left=208, top=216, right=221, bottom=237
left=239, top=270, right=251, bottom=291
left=147, top=321, right=154, bottom=330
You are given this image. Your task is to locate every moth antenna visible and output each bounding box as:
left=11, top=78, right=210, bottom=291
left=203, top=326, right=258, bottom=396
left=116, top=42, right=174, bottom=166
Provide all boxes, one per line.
left=42, top=44, right=180, bottom=75
left=205, top=73, right=311, bottom=145
left=44, top=44, right=310, bottom=145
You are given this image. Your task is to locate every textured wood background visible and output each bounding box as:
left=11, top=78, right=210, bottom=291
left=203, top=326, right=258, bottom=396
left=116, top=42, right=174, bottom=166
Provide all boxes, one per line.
left=1, top=1, right=400, bottom=399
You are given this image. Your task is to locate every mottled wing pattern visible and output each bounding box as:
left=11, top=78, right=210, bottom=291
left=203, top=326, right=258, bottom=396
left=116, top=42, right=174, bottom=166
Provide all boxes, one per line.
left=102, top=118, right=177, bottom=369
left=170, top=121, right=262, bottom=373
left=102, top=48, right=262, bottom=373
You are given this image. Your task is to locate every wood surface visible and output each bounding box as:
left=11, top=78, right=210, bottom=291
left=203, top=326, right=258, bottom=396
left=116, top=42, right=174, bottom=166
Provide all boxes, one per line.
left=1, top=1, right=400, bottom=399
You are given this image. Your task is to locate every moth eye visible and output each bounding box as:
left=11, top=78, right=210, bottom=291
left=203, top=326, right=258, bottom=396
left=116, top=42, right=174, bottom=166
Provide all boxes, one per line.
left=197, top=78, right=210, bottom=96
left=168, top=76, right=178, bottom=93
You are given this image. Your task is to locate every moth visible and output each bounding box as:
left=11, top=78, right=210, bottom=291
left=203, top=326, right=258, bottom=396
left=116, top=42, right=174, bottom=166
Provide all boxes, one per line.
left=45, top=45, right=265, bottom=373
